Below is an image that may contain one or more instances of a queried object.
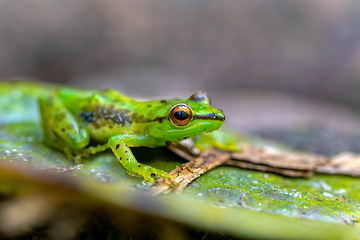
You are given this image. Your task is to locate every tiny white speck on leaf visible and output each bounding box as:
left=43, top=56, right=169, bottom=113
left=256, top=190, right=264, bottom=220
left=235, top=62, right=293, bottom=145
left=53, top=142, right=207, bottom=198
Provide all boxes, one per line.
left=323, top=192, right=334, bottom=198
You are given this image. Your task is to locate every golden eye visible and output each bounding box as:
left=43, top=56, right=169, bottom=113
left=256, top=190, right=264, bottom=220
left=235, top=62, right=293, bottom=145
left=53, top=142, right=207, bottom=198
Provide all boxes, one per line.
left=169, top=104, right=193, bottom=126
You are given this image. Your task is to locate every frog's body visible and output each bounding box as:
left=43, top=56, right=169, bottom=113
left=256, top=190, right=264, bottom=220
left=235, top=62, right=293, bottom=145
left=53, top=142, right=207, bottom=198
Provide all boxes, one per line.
left=38, top=86, right=226, bottom=183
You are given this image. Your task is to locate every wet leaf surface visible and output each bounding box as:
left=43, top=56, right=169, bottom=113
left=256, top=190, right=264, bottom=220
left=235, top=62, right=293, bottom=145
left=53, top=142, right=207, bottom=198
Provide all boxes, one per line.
left=1, top=82, right=360, bottom=239
left=0, top=124, right=360, bottom=239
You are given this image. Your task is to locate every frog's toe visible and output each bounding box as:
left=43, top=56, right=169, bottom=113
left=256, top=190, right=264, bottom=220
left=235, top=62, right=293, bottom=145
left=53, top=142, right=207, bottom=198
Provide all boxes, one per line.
left=142, top=169, right=173, bottom=184
left=153, top=171, right=175, bottom=186
left=125, top=169, right=137, bottom=176
left=143, top=173, right=157, bottom=184
left=160, top=172, right=174, bottom=181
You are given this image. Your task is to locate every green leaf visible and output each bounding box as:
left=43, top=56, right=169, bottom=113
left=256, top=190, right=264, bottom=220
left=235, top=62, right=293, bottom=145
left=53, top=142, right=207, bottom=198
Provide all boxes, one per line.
left=0, top=126, right=359, bottom=240
left=0, top=82, right=360, bottom=239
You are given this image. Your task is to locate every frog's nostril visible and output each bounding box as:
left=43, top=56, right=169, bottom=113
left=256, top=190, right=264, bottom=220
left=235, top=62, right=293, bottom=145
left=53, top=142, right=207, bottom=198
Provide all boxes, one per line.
left=217, top=113, right=225, bottom=121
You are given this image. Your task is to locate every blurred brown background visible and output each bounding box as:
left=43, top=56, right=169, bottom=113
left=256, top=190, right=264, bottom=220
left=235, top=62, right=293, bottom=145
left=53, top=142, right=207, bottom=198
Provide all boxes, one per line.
left=1, top=1, right=360, bottom=136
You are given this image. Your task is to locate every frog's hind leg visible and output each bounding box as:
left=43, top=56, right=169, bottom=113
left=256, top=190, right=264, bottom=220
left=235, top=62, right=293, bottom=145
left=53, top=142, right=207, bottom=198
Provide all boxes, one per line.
left=39, top=95, right=91, bottom=159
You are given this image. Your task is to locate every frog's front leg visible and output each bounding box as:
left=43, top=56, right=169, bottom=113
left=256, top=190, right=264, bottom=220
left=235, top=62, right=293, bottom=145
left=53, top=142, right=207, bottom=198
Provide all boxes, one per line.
left=108, top=134, right=172, bottom=184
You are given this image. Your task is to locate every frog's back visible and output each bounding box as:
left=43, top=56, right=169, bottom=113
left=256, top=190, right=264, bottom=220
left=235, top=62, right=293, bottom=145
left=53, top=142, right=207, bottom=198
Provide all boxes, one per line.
left=56, top=87, right=140, bottom=142
left=56, top=87, right=134, bottom=109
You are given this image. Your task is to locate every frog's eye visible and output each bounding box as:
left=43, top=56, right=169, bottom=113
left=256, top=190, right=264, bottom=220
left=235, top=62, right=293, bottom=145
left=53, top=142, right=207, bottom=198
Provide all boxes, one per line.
left=169, top=104, right=193, bottom=126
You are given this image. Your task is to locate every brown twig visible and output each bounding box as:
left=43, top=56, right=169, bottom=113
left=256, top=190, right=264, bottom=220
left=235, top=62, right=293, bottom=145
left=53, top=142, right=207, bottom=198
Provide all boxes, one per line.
left=151, top=147, right=231, bottom=195
left=228, top=144, right=329, bottom=178
left=156, top=140, right=360, bottom=195
left=316, top=152, right=360, bottom=177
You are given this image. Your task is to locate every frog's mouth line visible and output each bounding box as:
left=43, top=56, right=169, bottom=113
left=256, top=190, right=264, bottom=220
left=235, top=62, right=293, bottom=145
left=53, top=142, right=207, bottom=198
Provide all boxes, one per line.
left=193, top=113, right=225, bottom=121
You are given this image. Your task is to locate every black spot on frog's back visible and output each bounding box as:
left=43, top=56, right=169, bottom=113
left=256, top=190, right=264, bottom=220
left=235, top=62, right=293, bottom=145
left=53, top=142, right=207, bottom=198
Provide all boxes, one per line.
left=79, top=106, right=132, bottom=128
left=79, top=111, right=95, bottom=124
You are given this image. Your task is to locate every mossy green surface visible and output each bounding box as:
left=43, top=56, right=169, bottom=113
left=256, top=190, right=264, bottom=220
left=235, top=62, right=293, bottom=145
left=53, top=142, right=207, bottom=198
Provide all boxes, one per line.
left=1, top=81, right=360, bottom=239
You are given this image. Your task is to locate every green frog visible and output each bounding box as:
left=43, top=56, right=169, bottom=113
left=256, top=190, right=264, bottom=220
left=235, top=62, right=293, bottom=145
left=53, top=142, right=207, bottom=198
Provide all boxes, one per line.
left=36, top=86, right=226, bottom=183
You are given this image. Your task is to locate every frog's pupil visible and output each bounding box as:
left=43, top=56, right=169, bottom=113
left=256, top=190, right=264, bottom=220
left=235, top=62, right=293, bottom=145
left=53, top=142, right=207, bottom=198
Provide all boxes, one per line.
left=174, top=111, right=189, bottom=120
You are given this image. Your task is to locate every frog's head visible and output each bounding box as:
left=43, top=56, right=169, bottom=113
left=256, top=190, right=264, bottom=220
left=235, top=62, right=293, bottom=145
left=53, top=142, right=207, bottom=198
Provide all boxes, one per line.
left=143, top=91, right=225, bottom=142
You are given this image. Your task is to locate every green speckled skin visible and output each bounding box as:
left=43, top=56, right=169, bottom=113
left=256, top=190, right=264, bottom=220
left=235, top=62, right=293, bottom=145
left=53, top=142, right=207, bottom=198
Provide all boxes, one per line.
left=37, top=86, right=225, bottom=183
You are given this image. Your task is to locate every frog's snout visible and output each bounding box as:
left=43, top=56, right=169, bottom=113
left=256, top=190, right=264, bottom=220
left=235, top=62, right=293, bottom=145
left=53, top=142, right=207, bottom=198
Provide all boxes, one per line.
left=217, top=111, right=225, bottom=121
left=193, top=111, right=225, bottom=121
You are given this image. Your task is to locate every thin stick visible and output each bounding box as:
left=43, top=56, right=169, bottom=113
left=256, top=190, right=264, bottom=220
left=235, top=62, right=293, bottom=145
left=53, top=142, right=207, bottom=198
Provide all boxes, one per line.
left=151, top=147, right=231, bottom=195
